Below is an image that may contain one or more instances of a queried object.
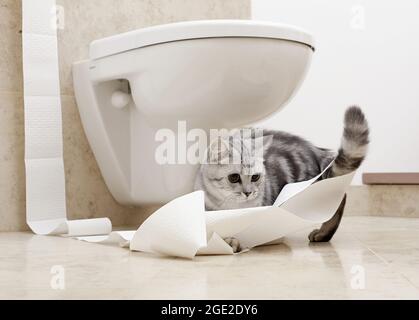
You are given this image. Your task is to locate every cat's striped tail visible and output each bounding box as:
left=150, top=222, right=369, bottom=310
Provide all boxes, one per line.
left=330, top=106, right=370, bottom=177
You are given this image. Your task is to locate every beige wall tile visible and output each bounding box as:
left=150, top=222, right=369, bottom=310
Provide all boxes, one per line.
left=0, top=0, right=250, bottom=231
left=0, top=93, right=26, bottom=231
left=346, top=185, right=419, bottom=218
left=0, top=0, right=23, bottom=93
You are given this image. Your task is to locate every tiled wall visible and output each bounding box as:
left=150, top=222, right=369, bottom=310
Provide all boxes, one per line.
left=0, top=0, right=251, bottom=231
left=346, top=186, right=419, bottom=218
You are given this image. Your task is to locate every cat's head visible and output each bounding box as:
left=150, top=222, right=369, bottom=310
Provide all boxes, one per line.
left=196, top=130, right=271, bottom=210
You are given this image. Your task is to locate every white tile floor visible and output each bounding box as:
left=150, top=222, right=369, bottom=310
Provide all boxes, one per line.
left=1, top=216, right=418, bottom=299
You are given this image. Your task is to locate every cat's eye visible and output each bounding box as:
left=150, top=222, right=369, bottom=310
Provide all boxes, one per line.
left=228, top=174, right=241, bottom=184
left=251, top=174, right=261, bottom=182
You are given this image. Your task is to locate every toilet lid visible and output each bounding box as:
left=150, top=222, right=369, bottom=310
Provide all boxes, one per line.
left=90, top=20, right=315, bottom=60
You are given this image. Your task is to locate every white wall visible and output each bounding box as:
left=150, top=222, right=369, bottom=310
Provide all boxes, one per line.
left=252, top=0, right=419, bottom=184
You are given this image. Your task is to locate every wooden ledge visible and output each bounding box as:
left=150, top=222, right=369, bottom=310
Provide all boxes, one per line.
left=363, top=173, right=419, bottom=185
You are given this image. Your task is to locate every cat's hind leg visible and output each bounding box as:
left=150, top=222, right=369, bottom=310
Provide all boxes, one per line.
left=309, top=195, right=347, bottom=242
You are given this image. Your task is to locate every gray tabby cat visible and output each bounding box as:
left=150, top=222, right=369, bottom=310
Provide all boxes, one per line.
left=194, top=106, right=369, bottom=251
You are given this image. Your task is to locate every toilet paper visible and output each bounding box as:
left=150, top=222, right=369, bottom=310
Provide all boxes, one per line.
left=128, top=163, right=355, bottom=258
left=22, top=0, right=355, bottom=258
left=76, top=163, right=354, bottom=259
left=23, top=0, right=110, bottom=236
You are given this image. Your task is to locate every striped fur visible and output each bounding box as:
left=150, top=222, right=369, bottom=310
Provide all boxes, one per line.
left=195, top=106, right=369, bottom=210
left=329, top=106, right=370, bottom=177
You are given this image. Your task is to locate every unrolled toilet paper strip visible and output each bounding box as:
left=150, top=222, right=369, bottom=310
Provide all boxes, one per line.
left=23, top=0, right=112, bottom=237
left=76, top=231, right=135, bottom=248
left=77, top=162, right=355, bottom=259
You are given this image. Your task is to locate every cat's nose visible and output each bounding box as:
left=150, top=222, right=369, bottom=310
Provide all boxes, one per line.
left=244, top=192, right=252, bottom=197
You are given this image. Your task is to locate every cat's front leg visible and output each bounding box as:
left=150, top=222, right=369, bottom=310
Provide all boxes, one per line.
left=224, top=237, right=241, bottom=253
left=309, top=195, right=347, bottom=242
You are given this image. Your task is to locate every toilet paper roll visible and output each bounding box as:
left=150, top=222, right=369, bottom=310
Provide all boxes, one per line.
left=23, top=0, right=112, bottom=237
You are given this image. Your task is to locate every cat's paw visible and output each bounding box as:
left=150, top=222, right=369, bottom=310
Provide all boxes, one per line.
left=308, top=229, right=333, bottom=243
left=224, top=237, right=241, bottom=253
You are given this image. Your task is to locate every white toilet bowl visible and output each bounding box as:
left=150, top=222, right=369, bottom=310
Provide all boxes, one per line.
left=73, top=20, right=315, bottom=206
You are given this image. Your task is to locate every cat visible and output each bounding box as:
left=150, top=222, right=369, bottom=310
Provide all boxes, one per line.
left=194, top=106, right=370, bottom=252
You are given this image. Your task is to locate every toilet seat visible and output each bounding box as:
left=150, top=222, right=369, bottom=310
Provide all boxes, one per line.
left=90, top=20, right=315, bottom=60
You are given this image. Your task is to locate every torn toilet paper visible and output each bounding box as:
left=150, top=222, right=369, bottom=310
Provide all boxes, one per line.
left=78, top=161, right=355, bottom=259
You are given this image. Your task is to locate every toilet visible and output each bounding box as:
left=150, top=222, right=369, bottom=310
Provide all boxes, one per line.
left=72, top=20, right=315, bottom=206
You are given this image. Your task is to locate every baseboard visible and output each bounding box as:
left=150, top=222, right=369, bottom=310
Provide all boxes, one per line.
left=363, top=173, right=419, bottom=185
left=346, top=185, right=419, bottom=218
